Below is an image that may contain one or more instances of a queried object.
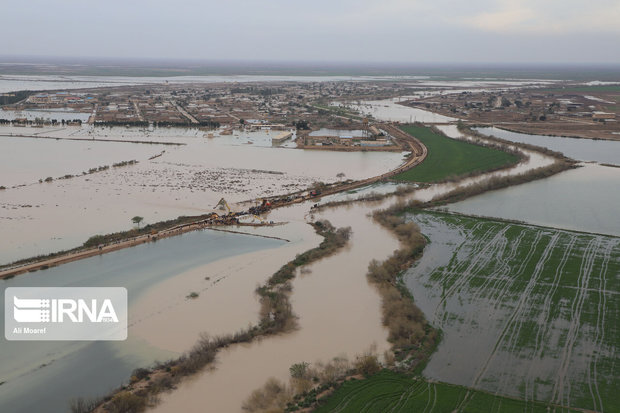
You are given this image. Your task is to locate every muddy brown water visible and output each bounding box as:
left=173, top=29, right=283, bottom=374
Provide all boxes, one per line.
left=0, top=109, right=571, bottom=412
left=149, top=201, right=396, bottom=412
left=147, top=127, right=563, bottom=411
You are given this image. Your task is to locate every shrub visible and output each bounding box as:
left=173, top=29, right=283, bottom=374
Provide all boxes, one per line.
left=108, top=391, right=147, bottom=413
left=69, top=396, right=102, bottom=413
left=354, top=353, right=381, bottom=377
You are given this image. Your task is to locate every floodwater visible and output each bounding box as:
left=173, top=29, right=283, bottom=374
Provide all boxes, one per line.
left=2, top=77, right=612, bottom=412
left=150, top=201, right=395, bottom=413
left=0, top=127, right=405, bottom=264
left=402, top=211, right=620, bottom=411
left=0, top=135, right=166, bottom=187
left=341, top=98, right=456, bottom=123
left=146, top=124, right=568, bottom=412
left=447, top=163, right=620, bottom=237
left=0, top=229, right=285, bottom=413
left=0, top=108, right=91, bottom=122
left=0, top=74, right=440, bottom=94
left=442, top=125, right=620, bottom=237
left=476, top=126, right=620, bottom=165
left=309, top=128, right=366, bottom=137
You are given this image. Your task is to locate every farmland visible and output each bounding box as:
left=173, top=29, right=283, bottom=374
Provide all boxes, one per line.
left=315, top=211, right=619, bottom=412
left=314, top=370, right=581, bottom=413
left=393, top=125, right=519, bottom=182
left=403, top=211, right=620, bottom=412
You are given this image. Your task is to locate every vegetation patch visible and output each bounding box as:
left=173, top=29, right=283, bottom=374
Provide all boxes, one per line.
left=399, top=210, right=620, bottom=412
left=313, top=370, right=582, bottom=413
left=393, top=124, right=520, bottom=182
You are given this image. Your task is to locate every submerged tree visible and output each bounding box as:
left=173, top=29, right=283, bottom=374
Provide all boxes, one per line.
left=131, top=216, right=144, bottom=228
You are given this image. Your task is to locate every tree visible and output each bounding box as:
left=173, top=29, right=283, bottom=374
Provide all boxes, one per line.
left=295, top=120, right=309, bottom=130
left=289, top=362, right=309, bottom=379
left=131, top=216, right=144, bottom=228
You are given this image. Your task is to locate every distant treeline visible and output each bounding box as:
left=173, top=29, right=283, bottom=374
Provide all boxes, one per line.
left=94, top=120, right=220, bottom=128
left=0, top=90, right=33, bottom=105
left=230, top=86, right=284, bottom=96
left=0, top=118, right=82, bottom=125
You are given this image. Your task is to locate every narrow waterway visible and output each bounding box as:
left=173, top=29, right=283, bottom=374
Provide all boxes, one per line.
left=476, top=126, right=620, bottom=165
left=447, top=126, right=620, bottom=237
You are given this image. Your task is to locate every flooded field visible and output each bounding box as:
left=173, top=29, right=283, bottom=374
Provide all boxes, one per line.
left=309, top=128, right=366, bottom=137
left=0, top=127, right=404, bottom=264
left=404, top=211, right=620, bottom=412
left=0, top=108, right=91, bottom=122
left=476, top=126, right=620, bottom=165
left=314, top=370, right=575, bottom=413
left=0, top=135, right=166, bottom=187
left=2, top=74, right=617, bottom=413
left=0, top=229, right=285, bottom=413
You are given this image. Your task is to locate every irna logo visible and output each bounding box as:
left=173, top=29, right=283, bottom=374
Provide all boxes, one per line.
left=5, top=287, right=127, bottom=341
left=13, top=296, right=119, bottom=323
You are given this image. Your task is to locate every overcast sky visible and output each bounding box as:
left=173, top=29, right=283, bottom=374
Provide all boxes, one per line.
left=3, top=0, right=620, bottom=64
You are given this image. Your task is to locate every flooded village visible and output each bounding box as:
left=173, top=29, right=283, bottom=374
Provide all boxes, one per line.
left=1, top=70, right=619, bottom=413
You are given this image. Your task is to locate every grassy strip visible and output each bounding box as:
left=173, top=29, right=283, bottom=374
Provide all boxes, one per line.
left=75, top=221, right=350, bottom=413
left=313, top=370, right=584, bottom=413
left=243, top=351, right=385, bottom=412
left=393, top=124, right=521, bottom=183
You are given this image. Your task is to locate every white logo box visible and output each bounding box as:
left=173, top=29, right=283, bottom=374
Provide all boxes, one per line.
left=5, top=287, right=127, bottom=341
